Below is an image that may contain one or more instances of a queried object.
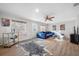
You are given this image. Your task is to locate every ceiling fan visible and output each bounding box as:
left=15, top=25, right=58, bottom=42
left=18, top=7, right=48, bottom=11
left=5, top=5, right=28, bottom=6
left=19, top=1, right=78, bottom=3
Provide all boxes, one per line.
left=45, top=15, right=55, bottom=21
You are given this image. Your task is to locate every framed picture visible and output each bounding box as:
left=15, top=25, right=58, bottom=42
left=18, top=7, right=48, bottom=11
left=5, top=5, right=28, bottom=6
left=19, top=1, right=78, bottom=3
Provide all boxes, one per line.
left=53, top=25, right=56, bottom=30
left=60, top=24, right=65, bottom=30
left=1, top=18, right=10, bottom=26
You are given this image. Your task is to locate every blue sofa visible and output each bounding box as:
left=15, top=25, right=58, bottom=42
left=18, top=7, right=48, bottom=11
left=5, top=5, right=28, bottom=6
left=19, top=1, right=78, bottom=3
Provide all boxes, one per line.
left=37, top=31, right=55, bottom=39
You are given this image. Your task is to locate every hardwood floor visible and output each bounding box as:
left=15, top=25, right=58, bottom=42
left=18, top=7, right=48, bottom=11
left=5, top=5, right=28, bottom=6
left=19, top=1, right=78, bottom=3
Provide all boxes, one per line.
left=44, top=38, right=79, bottom=56
left=0, top=38, right=79, bottom=56
left=0, top=44, right=26, bottom=56
left=0, top=45, right=17, bottom=56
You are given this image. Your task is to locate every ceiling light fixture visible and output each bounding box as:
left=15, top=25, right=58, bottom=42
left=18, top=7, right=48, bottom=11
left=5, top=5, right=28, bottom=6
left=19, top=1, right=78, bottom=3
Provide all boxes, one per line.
left=35, top=8, right=39, bottom=13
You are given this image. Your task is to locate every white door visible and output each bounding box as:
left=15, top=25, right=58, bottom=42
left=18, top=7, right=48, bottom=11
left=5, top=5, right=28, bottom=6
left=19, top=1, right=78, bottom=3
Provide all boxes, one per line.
left=40, top=26, right=46, bottom=31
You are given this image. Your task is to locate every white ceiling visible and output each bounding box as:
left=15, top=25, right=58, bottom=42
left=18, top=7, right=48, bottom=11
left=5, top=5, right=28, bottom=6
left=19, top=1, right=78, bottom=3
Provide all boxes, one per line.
left=0, top=3, right=78, bottom=23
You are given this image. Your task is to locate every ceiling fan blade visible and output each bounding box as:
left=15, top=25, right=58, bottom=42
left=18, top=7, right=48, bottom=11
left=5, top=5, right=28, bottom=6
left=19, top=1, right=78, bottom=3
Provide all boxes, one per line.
left=44, top=15, right=55, bottom=21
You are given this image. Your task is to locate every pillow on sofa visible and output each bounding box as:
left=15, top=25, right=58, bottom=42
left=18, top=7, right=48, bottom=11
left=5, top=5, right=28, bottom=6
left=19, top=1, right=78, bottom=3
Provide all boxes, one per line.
left=52, top=31, right=64, bottom=40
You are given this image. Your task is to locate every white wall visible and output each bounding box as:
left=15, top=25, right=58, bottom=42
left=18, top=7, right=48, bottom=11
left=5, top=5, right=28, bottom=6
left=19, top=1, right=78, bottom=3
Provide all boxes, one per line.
left=47, top=19, right=77, bottom=39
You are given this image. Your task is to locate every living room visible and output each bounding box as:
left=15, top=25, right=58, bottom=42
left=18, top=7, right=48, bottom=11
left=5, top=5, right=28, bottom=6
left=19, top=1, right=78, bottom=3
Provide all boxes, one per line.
left=0, top=3, right=79, bottom=56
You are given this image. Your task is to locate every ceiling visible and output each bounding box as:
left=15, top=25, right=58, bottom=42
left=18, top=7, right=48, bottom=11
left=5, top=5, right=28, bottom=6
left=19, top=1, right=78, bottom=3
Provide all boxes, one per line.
left=0, top=3, right=78, bottom=23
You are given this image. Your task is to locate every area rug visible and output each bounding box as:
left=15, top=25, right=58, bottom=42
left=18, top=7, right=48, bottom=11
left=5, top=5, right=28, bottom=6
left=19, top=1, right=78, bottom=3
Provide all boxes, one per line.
left=20, top=41, right=48, bottom=56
